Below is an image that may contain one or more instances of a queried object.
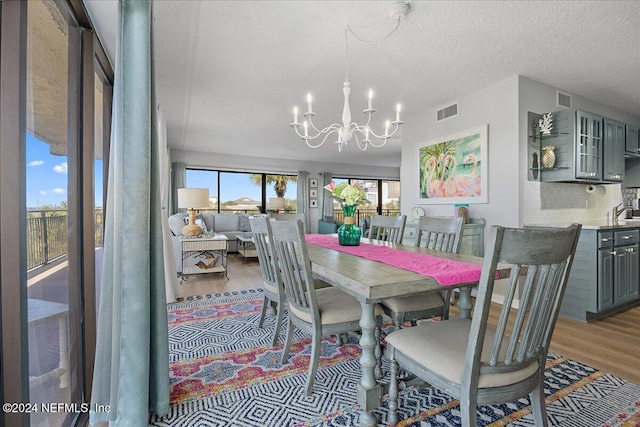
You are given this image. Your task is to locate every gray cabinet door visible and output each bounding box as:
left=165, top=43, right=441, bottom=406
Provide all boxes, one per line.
left=628, top=244, right=639, bottom=301
left=625, top=124, right=639, bottom=155
left=613, top=244, right=639, bottom=305
left=603, top=119, right=625, bottom=182
left=598, top=247, right=614, bottom=310
left=575, top=111, right=603, bottom=180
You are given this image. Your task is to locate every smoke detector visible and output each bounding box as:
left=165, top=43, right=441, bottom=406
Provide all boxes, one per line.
left=389, top=1, right=411, bottom=22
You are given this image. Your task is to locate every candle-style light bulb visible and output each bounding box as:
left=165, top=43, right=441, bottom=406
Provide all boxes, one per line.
left=303, top=120, right=308, bottom=137
left=365, top=126, right=370, bottom=140
left=385, top=120, right=390, bottom=136
left=293, top=106, right=298, bottom=124
left=396, top=103, right=401, bottom=122
left=368, top=89, right=373, bottom=110
left=306, top=93, right=313, bottom=114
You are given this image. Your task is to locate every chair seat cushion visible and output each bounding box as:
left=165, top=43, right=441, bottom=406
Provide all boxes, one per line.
left=289, top=287, right=384, bottom=325
left=382, top=292, right=444, bottom=312
left=385, top=318, right=539, bottom=389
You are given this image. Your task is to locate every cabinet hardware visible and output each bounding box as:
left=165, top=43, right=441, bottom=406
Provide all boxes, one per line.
left=610, top=251, right=616, bottom=255
left=602, top=238, right=610, bottom=242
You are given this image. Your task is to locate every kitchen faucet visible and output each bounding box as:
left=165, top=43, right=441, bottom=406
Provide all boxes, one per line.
left=612, top=203, right=627, bottom=221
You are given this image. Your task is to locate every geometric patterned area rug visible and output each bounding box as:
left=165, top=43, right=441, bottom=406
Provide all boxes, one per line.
left=149, top=289, right=640, bottom=427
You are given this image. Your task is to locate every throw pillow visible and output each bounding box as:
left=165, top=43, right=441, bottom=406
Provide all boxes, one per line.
left=168, top=214, right=186, bottom=236
left=195, top=218, right=207, bottom=233
left=238, top=214, right=252, bottom=232
left=322, top=215, right=335, bottom=223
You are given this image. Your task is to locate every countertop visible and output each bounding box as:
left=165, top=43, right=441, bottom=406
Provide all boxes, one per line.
left=526, top=220, right=640, bottom=230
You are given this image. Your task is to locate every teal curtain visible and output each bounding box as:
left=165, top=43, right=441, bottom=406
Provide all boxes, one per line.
left=170, top=162, right=186, bottom=214
left=318, top=172, right=334, bottom=219
left=297, top=171, right=309, bottom=233
left=90, top=1, right=170, bottom=424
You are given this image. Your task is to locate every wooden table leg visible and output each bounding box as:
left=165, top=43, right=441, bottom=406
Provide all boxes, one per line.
left=357, top=302, right=382, bottom=426
left=457, top=287, right=473, bottom=319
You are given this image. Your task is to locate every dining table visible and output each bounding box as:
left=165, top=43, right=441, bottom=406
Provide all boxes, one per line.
left=305, top=235, right=513, bottom=427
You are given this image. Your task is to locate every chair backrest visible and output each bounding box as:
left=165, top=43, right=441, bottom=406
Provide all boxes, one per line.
left=273, top=213, right=307, bottom=232
left=368, top=215, right=407, bottom=243
left=463, top=224, right=581, bottom=391
left=416, top=216, right=465, bottom=253
left=249, top=216, right=282, bottom=295
left=270, top=219, right=319, bottom=325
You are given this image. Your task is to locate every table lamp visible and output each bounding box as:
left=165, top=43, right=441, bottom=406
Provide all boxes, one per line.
left=269, top=197, right=286, bottom=213
left=178, top=188, right=209, bottom=236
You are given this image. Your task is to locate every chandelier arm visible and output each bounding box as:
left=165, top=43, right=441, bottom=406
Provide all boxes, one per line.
left=365, top=137, right=389, bottom=148
left=303, top=129, right=340, bottom=149
left=367, top=123, right=400, bottom=140
left=297, top=124, right=343, bottom=141
left=354, top=132, right=369, bottom=151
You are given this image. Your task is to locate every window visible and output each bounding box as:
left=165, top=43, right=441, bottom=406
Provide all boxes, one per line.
left=331, top=177, right=401, bottom=222
left=186, top=169, right=298, bottom=214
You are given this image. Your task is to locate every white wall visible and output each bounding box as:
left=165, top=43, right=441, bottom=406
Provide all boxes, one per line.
left=518, top=76, right=640, bottom=226
left=401, top=75, right=521, bottom=233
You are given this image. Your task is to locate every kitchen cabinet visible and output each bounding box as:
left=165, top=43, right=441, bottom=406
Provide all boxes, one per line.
left=561, top=228, right=640, bottom=321
left=626, top=124, right=640, bottom=157
left=603, top=118, right=625, bottom=182
left=540, top=109, right=604, bottom=182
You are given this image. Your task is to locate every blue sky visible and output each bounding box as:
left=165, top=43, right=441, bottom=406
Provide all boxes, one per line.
left=186, top=169, right=298, bottom=202
left=26, top=133, right=103, bottom=209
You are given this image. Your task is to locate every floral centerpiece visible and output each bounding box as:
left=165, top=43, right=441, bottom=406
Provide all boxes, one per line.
left=323, top=181, right=370, bottom=246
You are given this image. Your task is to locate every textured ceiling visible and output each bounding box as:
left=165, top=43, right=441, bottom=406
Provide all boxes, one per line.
left=84, top=0, right=640, bottom=168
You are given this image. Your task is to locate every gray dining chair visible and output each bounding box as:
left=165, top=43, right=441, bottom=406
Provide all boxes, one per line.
left=381, top=216, right=465, bottom=327
left=272, top=213, right=307, bottom=232
left=386, top=223, right=582, bottom=427
left=367, top=214, right=407, bottom=243
left=270, top=219, right=384, bottom=395
left=249, top=216, right=286, bottom=347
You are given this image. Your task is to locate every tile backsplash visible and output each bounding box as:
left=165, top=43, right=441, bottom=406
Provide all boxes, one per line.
left=524, top=181, right=623, bottom=224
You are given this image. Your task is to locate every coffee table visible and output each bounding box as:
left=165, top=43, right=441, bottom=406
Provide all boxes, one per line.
left=236, top=234, right=258, bottom=263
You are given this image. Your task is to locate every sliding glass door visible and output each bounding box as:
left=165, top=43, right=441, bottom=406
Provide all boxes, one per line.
left=1, top=2, right=113, bottom=425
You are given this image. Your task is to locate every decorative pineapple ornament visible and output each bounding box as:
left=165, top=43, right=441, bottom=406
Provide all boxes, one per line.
left=542, top=145, right=556, bottom=168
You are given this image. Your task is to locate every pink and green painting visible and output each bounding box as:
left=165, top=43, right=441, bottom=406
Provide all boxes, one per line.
left=419, top=125, right=488, bottom=204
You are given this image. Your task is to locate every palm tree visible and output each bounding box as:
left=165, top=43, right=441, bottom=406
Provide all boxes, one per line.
left=250, top=174, right=297, bottom=197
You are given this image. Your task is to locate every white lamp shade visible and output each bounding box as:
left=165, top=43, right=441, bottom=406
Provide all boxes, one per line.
left=268, top=197, right=286, bottom=210
left=178, top=188, right=209, bottom=209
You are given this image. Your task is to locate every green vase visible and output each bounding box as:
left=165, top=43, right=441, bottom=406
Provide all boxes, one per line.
left=338, top=204, right=361, bottom=246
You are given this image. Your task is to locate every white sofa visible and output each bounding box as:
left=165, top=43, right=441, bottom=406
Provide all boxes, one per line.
left=168, top=213, right=256, bottom=273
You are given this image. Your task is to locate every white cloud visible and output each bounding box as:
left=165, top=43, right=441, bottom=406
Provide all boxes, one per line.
left=53, top=162, right=68, bottom=174
left=28, top=160, right=44, bottom=167
left=52, top=188, right=65, bottom=195
left=39, top=190, right=47, bottom=196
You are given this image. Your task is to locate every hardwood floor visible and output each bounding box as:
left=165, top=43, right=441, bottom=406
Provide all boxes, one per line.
left=176, top=256, right=640, bottom=385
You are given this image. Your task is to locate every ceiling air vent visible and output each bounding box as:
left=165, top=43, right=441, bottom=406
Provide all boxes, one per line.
left=436, top=102, right=459, bottom=122
left=557, top=91, right=572, bottom=108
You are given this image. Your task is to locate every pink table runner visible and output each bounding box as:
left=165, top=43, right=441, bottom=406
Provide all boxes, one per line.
left=305, top=234, right=485, bottom=286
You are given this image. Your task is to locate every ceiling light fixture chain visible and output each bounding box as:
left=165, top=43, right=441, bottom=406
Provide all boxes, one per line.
left=290, top=1, right=410, bottom=152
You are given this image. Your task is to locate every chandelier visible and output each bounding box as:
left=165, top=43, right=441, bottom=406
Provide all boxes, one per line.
left=290, top=1, right=410, bottom=152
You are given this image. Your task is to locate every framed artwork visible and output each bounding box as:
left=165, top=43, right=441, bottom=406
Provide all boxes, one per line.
left=310, top=199, right=318, bottom=208
left=418, top=124, right=488, bottom=204
left=309, top=178, right=318, bottom=188
left=309, top=188, right=318, bottom=198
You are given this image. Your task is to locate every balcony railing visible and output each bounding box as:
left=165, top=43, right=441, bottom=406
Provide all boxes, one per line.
left=27, top=209, right=103, bottom=271
left=333, top=208, right=400, bottom=224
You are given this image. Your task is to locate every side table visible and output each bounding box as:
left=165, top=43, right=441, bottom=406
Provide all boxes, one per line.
left=236, top=234, right=258, bottom=264
left=180, top=234, right=229, bottom=282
